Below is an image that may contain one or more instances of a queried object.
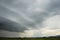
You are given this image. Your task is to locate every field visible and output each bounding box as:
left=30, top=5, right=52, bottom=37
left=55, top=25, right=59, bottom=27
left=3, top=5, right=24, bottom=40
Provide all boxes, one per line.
left=0, top=37, right=60, bottom=40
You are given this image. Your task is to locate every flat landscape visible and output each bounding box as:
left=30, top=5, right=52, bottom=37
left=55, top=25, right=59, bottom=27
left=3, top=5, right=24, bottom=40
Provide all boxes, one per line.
left=0, top=37, right=60, bottom=40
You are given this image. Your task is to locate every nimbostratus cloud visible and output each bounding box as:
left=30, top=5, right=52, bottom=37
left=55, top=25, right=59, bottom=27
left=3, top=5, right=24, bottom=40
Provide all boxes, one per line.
left=0, top=16, right=28, bottom=32
left=0, top=0, right=60, bottom=37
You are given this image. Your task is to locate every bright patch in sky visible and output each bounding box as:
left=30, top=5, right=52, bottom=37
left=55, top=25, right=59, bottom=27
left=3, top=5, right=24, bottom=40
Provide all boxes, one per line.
left=41, top=15, right=60, bottom=36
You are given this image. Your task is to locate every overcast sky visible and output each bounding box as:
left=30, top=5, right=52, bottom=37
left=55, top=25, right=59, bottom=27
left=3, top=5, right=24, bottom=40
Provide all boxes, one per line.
left=0, top=0, right=60, bottom=37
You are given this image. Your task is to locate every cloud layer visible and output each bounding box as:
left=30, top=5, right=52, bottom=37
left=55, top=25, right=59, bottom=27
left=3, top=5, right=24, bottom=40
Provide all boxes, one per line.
left=0, top=0, right=60, bottom=37
left=0, top=16, right=28, bottom=32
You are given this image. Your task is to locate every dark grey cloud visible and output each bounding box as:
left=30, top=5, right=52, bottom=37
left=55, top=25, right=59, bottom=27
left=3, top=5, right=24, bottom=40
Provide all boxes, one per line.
left=46, top=0, right=60, bottom=12
left=0, top=4, right=36, bottom=28
left=0, top=16, right=28, bottom=32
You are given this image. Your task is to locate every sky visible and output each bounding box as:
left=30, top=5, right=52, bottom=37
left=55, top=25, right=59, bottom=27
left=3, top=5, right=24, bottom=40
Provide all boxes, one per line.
left=0, top=0, right=60, bottom=37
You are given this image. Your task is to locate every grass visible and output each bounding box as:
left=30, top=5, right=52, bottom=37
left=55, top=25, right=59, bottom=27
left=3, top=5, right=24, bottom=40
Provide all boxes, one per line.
left=0, top=37, right=60, bottom=40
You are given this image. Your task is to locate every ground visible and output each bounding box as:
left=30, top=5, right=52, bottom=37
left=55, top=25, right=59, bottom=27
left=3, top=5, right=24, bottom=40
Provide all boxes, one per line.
left=0, top=37, right=60, bottom=40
